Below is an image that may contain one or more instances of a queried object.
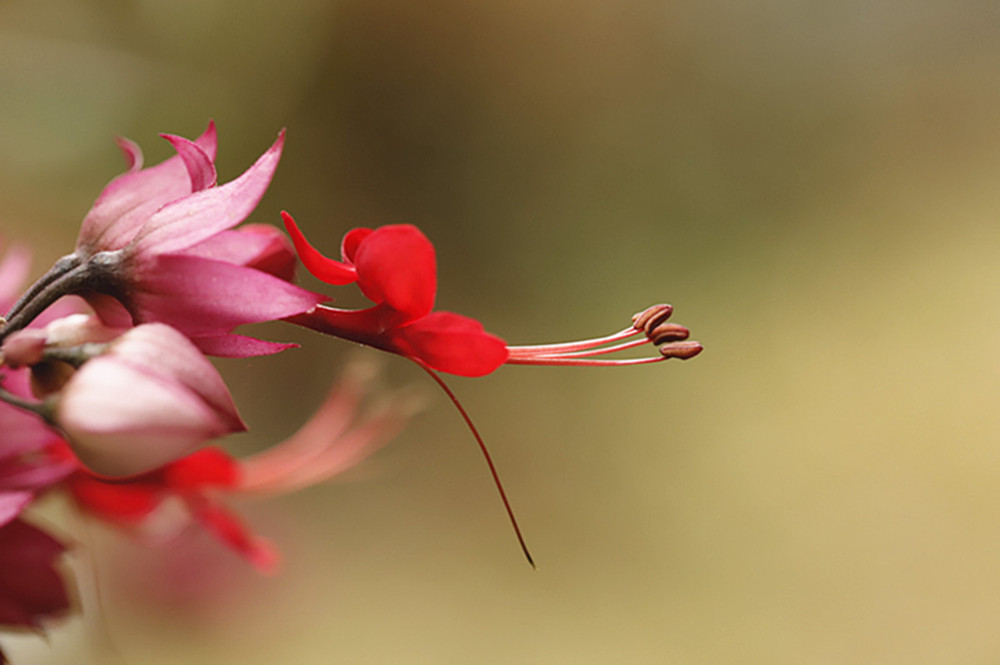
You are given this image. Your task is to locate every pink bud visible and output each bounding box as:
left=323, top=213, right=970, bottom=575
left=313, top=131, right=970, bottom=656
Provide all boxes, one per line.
left=54, top=323, right=246, bottom=477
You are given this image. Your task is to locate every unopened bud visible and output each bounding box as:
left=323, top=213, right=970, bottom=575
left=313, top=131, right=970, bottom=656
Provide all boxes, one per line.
left=1, top=330, right=47, bottom=368
left=53, top=323, right=246, bottom=477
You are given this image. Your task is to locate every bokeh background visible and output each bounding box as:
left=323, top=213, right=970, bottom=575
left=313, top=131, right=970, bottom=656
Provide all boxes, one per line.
left=4, top=1, right=1000, bottom=663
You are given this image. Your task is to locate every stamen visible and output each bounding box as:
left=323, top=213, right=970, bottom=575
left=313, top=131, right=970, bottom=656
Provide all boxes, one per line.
left=505, top=327, right=639, bottom=356
left=504, top=303, right=701, bottom=367
left=632, top=303, right=673, bottom=333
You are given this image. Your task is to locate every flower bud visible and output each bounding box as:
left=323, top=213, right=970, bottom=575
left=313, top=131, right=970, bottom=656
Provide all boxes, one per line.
left=53, top=323, right=246, bottom=477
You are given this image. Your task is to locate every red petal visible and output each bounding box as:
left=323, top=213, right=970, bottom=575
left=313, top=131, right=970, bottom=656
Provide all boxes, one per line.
left=341, top=227, right=372, bottom=263
left=281, top=212, right=358, bottom=285
left=354, top=224, right=436, bottom=319
left=397, top=311, right=508, bottom=377
left=165, top=448, right=239, bottom=490
left=189, top=499, right=280, bottom=573
left=68, top=474, right=163, bottom=522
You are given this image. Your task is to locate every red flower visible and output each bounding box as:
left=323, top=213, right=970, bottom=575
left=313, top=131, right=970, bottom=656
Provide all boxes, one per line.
left=282, top=214, right=702, bottom=374
left=55, top=444, right=281, bottom=572
left=280, top=215, right=702, bottom=565
left=282, top=213, right=508, bottom=377
left=55, top=362, right=411, bottom=573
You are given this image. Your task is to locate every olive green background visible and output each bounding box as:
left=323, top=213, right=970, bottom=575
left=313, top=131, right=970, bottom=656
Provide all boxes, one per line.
left=3, top=1, right=1000, bottom=663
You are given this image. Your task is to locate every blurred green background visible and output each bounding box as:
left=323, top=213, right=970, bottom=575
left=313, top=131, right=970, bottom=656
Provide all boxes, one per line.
left=4, top=1, right=1000, bottom=663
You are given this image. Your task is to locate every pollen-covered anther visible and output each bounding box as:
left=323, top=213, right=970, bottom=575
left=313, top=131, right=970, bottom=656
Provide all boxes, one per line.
left=646, top=322, right=690, bottom=345
left=658, top=340, right=703, bottom=360
left=632, top=303, right=673, bottom=334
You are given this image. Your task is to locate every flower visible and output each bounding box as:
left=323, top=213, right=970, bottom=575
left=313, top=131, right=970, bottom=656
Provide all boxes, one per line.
left=282, top=213, right=702, bottom=374
left=54, top=361, right=412, bottom=572
left=0, top=518, right=70, bottom=632
left=1, top=124, right=325, bottom=357
left=282, top=214, right=509, bottom=377
left=280, top=215, right=702, bottom=566
left=49, top=323, right=246, bottom=477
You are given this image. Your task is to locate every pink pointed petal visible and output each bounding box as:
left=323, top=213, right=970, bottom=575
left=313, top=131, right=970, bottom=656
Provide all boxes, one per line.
left=113, top=136, right=143, bottom=172
left=194, top=119, right=218, bottom=161
left=0, top=244, right=32, bottom=310
left=77, top=121, right=218, bottom=253
left=132, top=254, right=326, bottom=335
left=131, top=132, right=285, bottom=256
left=161, top=134, right=217, bottom=192
left=192, top=333, right=298, bottom=358
left=280, top=212, right=358, bottom=285
left=0, top=492, right=31, bottom=527
left=353, top=224, right=436, bottom=318
left=397, top=311, right=509, bottom=377
left=56, top=356, right=235, bottom=477
left=184, top=224, right=297, bottom=281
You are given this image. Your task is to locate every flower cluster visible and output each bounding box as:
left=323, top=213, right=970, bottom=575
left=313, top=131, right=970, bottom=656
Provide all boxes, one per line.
left=0, top=122, right=700, bottom=661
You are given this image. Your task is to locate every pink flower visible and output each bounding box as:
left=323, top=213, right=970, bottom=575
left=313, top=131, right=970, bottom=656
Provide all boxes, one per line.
left=0, top=518, right=70, bottom=633
left=55, top=362, right=411, bottom=572
left=50, top=323, right=246, bottom=477
left=1, top=124, right=325, bottom=357
left=282, top=214, right=702, bottom=375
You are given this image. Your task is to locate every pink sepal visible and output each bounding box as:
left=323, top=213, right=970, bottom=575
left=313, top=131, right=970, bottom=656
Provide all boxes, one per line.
left=192, top=333, right=298, bottom=358
left=130, top=131, right=284, bottom=256
left=132, top=254, right=326, bottom=335
left=182, top=224, right=298, bottom=282
left=160, top=134, right=217, bottom=193
left=76, top=121, right=217, bottom=253
left=0, top=492, right=31, bottom=527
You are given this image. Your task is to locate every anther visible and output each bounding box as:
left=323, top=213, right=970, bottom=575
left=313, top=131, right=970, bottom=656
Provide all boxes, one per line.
left=632, top=304, right=673, bottom=334
left=647, top=322, right=690, bottom=345
left=658, top=341, right=703, bottom=360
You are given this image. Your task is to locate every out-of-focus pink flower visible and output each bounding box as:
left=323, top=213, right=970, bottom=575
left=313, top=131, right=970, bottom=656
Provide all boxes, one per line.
left=56, top=362, right=412, bottom=572
left=52, top=323, right=245, bottom=477
left=0, top=517, right=70, bottom=632
left=282, top=214, right=702, bottom=375
left=1, top=125, right=325, bottom=357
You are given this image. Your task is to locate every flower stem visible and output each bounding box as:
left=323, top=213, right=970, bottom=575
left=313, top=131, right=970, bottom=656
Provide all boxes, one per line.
left=0, top=253, right=122, bottom=341
left=0, top=385, right=53, bottom=422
